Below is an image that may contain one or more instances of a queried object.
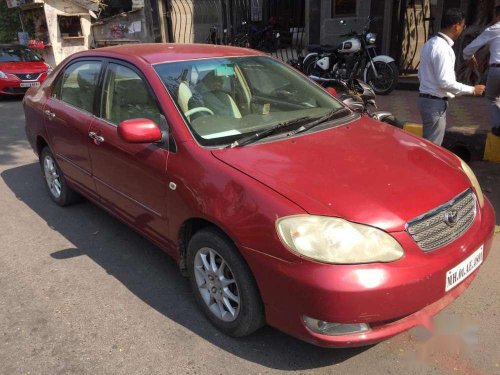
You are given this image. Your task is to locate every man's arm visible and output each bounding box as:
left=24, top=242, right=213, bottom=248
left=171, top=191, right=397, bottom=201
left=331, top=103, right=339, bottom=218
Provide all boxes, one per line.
left=463, top=28, right=494, bottom=60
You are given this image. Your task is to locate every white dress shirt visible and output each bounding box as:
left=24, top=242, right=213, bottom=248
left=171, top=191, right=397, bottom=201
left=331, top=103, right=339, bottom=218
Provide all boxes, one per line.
left=463, top=21, right=500, bottom=65
left=418, top=32, right=474, bottom=98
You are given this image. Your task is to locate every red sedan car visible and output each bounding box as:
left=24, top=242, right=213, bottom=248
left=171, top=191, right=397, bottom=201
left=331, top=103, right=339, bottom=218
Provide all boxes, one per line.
left=23, top=44, right=495, bottom=348
left=0, top=44, right=50, bottom=96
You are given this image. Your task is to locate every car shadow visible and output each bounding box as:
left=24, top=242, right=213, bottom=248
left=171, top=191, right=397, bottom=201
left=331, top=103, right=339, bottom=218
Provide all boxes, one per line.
left=0, top=95, right=28, bottom=166
left=1, top=162, right=370, bottom=370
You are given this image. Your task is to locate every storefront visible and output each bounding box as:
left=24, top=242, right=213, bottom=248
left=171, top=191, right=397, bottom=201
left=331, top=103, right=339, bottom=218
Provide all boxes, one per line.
left=13, top=0, right=95, bottom=67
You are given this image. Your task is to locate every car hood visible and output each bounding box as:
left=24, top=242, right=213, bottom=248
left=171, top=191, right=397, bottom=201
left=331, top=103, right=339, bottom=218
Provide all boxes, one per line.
left=0, top=61, right=48, bottom=73
left=211, top=118, right=471, bottom=232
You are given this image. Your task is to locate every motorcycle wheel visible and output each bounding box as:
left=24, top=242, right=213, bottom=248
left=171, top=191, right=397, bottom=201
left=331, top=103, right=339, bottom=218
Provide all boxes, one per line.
left=304, top=56, right=320, bottom=76
left=365, top=61, right=398, bottom=95
left=304, top=56, right=332, bottom=78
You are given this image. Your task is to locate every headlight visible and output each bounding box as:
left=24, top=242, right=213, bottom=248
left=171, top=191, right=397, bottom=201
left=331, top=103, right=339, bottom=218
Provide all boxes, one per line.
left=0, top=70, right=8, bottom=79
left=276, top=215, right=404, bottom=264
left=365, top=33, right=377, bottom=44
left=459, top=158, right=484, bottom=207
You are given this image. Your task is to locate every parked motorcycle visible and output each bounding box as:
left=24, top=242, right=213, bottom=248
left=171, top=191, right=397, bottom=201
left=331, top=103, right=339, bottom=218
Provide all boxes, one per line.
left=301, top=17, right=398, bottom=95
left=312, top=76, right=403, bottom=128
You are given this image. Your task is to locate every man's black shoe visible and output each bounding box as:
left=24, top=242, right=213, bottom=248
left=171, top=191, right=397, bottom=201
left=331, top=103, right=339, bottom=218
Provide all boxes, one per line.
left=492, top=127, right=500, bottom=137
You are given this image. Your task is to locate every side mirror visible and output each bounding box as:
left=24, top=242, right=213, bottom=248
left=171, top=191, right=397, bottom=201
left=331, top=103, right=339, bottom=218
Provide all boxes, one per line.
left=118, top=118, right=162, bottom=144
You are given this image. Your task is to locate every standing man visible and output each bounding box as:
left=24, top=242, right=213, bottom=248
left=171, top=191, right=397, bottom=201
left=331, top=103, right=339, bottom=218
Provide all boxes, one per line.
left=418, top=8, right=485, bottom=145
left=463, top=5, right=500, bottom=136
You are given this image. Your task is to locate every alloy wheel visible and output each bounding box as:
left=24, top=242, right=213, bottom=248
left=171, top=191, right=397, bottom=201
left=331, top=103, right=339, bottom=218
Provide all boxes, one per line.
left=193, top=247, right=241, bottom=322
left=43, top=155, right=62, bottom=199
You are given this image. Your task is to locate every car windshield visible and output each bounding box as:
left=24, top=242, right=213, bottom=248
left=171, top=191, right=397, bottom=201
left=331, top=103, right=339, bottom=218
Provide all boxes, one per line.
left=154, top=56, right=346, bottom=146
left=0, top=47, right=42, bottom=62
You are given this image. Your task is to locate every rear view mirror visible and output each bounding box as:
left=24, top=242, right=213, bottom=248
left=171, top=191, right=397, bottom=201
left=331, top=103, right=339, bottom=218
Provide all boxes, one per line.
left=118, top=118, right=162, bottom=144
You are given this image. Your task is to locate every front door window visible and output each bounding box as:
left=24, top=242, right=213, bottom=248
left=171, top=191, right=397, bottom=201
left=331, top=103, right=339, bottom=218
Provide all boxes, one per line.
left=101, top=63, right=162, bottom=126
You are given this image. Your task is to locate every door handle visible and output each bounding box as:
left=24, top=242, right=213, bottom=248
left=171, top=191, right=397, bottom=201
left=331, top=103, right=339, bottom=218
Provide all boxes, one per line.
left=44, top=110, right=56, bottom=120
left=88, top=131, right=105, bottom=144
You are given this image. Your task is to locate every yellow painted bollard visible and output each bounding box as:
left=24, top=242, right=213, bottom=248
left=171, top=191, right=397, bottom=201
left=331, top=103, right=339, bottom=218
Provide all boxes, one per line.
left=484, top=132, right=500, bottom=163
left=403, top=122, right=423, bottom=137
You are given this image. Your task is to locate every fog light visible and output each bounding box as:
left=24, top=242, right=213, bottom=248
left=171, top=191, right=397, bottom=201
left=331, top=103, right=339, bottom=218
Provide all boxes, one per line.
left=303, top=316, right=370, bottom=336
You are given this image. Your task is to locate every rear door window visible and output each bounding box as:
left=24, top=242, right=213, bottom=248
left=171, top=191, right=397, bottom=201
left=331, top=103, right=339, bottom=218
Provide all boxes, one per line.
left=53, top=61, right=102, bottom=113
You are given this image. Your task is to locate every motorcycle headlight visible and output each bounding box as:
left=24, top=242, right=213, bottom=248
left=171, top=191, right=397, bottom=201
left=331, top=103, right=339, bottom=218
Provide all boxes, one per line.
left=0, top=70, right=8, bottom=79
left=276, top=215, right=404, bottom=264
left=459, top=158, right=484, bottom=208
left=365, top=33, right=377, bottom=44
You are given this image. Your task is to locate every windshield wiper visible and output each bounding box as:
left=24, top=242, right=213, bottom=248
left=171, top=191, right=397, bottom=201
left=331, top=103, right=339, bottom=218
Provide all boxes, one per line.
left=228, top=116, right=313, bottom=148
left=288, top=107, right=351, bottom=136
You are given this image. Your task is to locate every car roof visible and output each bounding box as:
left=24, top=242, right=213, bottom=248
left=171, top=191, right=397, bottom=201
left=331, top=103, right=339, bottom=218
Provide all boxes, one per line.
left=76, top=43, right=266, bottom=65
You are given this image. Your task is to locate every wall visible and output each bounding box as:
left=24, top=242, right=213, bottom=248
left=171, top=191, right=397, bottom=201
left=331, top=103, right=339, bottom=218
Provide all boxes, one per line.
left=319, top=0, right=370, bottom=45
left=43, top=0, right=91, bottom=66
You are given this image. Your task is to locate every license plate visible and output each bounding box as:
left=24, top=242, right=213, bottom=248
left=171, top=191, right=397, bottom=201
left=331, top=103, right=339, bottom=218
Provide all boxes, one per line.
left=20, top=82, right=40, bottom=88
left=445, top=245, right=483, bottom=292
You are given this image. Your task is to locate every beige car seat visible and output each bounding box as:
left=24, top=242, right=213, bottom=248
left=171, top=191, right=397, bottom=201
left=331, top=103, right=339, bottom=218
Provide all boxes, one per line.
left=177, top=81, right=193, bottom=115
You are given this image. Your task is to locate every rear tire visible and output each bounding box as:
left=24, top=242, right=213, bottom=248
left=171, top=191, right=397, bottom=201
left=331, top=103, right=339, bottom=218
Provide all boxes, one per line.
left=187, top=227, right=265, bottom=337
left=40, top=147, right=81, bottom=206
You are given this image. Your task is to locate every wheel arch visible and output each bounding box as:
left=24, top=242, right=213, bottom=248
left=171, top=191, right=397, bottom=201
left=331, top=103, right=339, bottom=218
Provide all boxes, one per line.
left=177, top=217, right=235, bottom=274
left=36, top=135, right=49, bottom=157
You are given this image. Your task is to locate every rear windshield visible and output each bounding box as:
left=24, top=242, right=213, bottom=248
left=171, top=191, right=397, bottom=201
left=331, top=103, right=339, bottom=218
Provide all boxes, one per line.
left=0, top=47, right=42, bottom=62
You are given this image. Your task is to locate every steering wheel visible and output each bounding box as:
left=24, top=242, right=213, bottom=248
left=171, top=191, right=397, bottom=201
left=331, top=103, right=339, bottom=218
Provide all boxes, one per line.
left=184, top=107, right=215, bottom=117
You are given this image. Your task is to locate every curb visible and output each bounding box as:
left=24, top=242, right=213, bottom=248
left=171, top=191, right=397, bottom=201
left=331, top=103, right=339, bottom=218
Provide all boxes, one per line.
left=402, top=122, right=500, bottom=163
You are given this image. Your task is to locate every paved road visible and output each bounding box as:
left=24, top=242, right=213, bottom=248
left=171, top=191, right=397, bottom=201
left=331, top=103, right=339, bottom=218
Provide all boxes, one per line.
left=1, top=97, right=499, bottom=375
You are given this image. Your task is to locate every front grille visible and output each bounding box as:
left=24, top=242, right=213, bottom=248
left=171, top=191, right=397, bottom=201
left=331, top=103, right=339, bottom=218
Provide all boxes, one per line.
left=14, top=73, right=42, bottom=81
left=406, top=189, right=476, bottom=251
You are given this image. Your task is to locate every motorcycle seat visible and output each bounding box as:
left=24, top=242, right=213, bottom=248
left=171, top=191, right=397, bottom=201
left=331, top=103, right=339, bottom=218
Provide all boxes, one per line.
left=308, top=44, right=341, bottom=53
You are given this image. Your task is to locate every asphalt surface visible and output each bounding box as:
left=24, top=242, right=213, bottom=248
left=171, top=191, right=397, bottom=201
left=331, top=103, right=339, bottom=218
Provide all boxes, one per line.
left=1, top=97, right=499, bottom=375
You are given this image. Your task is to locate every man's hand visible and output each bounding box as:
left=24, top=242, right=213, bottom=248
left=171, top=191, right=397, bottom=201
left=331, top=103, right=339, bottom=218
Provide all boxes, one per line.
left=473, top=84, right=486, bottom=96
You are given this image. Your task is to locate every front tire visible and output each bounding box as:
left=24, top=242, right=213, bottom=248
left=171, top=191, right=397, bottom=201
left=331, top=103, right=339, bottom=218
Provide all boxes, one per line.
left=40, top=147, right=81, bottom=206
left=187, top=227, right=265, bottom=337
left=365, top=61, right=398, bottom=95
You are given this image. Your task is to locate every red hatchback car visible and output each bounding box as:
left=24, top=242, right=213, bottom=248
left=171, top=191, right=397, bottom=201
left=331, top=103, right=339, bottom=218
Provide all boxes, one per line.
left=23, top=44, right=495, bottom=348
left=0, top=44, right=50, bottom=96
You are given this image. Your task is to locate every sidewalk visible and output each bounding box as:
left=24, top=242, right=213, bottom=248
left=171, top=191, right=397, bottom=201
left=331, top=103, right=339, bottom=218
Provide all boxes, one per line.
left=376, top=90, right=499, bottom=162
left=376, top=90, right=491, bottom=132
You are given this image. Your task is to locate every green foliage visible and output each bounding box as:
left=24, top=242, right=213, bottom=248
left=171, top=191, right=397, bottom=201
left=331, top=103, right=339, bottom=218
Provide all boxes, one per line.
left=0, top=2, right=21, bottom=43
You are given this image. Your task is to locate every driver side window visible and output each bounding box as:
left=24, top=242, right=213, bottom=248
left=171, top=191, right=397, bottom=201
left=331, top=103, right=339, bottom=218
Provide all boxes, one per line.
left=101, top=63, right=162, bottom=126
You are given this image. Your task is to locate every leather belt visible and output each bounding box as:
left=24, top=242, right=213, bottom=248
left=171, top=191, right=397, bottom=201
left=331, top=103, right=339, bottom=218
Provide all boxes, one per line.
left=419, top=93, right=448, bottom=101
left=490, top=63, right=500, bottom=68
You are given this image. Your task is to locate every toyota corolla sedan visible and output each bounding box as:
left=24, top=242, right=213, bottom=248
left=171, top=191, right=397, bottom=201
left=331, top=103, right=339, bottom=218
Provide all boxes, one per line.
left=0, top=44, right=51, bottom=96
left=23, top=44, right=495, bottom=348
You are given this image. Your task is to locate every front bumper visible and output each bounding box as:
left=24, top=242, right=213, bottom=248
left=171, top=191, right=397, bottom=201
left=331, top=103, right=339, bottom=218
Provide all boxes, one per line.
left=0, top=74, right=46, bottom=95
left=240, top=198, right=495, bottom=347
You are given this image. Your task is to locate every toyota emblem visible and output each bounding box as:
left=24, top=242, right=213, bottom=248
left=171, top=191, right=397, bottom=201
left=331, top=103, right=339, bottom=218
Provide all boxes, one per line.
left=444, top=209, right=459, bottom=227
left=26, top=74, right=32, bottom=79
